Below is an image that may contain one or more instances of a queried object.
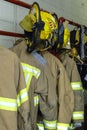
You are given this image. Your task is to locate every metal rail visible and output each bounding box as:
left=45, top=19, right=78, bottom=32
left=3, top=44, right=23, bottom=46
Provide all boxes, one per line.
left=4, top=0, right=31, bottom=9
left=0, top=30, right=24, bottom=37
left=59, top=17, right=81, bottom=27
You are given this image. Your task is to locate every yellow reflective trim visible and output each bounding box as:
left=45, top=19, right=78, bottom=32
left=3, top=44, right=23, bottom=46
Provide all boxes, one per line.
left=34, top=95, right=39, bottom=107
left=71, top=82, right=83, bottom=90
left=20, top=96, right=28, bottom=104
left=21, top=62, right=41, bottom=79
left=23, top=72, right=30, bottom=84
left=73, top=111, right=84, bottom=120
left=17, top=95, right=21, bottom=107
left=17, top=88, right=28, bottom=107
left=37, top=123, right=44, bottom=130
left=44, top=119, right=57, bottom=129
left=22, top=66, right=32, bottom=90
left=0, top=106, right=17, bottom=111
left=0, top=97, right=16, bottom=103
left=26, top=74, right=32, bottom=91
left=57, top=123, right=69, bottom=130
left=21, top=62, right=41, bottom=91
left=69, top=123, right=74, bottom=130
left=23, top=69, right=33, bottom=76
left=23, top=72, right=32, bottom=91
left=57, top=123, right=69, bottom=127
left=0, top=97, right=17, bottom=111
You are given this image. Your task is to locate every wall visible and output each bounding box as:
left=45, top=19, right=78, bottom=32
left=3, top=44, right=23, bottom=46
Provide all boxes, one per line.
left=0, top=0, right=87, bottom=48
left=22, top=0, right=87, bottom=26
left=0, top=0, right=28, bottom=48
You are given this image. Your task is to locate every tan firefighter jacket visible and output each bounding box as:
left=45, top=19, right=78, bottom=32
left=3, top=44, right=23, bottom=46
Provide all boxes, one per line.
left=59, top=53, right=84, bottom=124
left=39, top=51, right=74, bottom=130
left=0, top=45, right=29, bottom=130
left=11, top=39, right=58, bottom=130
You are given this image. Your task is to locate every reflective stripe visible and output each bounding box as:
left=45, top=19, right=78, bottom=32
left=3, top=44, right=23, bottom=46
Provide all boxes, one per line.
left=21, top=62, right=40, bottom=79
left=0, top=97, right=17, bottom=111
left=34, top=95, right=39, bottom=106
left=37, top=123, right=44, bottom=130
left=44, top=120, right=57, bottom=129
left=73, top=111, right=84, bottom=120
left=21, top=62, right=41, bottom=91
left=71, top=82, right=83, bottom=90
left=69, top=123, right=74, bottom=130
left=24, top=72, right=30, bottom=85
left=24, top=72, right=32, bottom=91
left=17, top=88, right=28, bottom=107
left=17, top=95, right=20, bottom=107
left=57, top=123, right=69, bottom=130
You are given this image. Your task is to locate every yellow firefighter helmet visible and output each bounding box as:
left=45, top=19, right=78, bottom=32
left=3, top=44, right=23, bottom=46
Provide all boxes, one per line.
left=19, top=2, right=58, bottom=52
left=63, top=27, right=70, bottom=48
left=40, top=11, right=58, bottom=40
left=57, top=20, right=70, bottom=50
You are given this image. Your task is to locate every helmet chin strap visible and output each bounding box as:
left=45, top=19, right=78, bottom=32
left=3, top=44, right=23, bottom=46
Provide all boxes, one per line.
left=37, top=46, right=51, bottom=52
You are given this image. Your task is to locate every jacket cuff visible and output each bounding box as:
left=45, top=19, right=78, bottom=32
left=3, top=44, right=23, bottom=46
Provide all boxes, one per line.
left=72, top=111, right=84, bottom=122
left=43, top=119, right=57, bottom=129
left=57, top=123, right=69, bottom=130
left=37, top=123, right=44, bottom=130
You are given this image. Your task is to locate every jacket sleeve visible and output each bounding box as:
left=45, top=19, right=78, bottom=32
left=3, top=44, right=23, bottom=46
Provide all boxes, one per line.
left=37, top=69, right=57, bottom=130
left=14, top=56, right=30, bottom=130
left=57, top=62, right=74, bottom=130
left=71, top=61, right=84, bottom=123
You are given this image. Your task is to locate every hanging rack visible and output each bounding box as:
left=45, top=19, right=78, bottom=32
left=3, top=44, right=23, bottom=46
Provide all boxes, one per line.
left=4, top=0, right=31, bottom=9
left=1, top=0, right=30, bottom=37
left=4, top=0, right=82, bottom=27
left=0, top=30, right=24, bottom=37
left=59, top=17, right=81, bottom=27
left=0, top=0, right=51, bottom=38
left=1, top=0, right=83, bottom=38
left=4, top=0, right=50, bottom=13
